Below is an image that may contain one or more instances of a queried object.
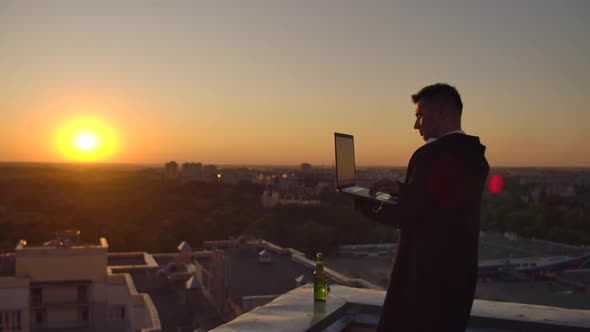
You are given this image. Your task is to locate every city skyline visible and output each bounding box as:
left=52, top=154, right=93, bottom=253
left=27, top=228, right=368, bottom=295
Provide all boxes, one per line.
left=1, top=1, right=589, bottom=167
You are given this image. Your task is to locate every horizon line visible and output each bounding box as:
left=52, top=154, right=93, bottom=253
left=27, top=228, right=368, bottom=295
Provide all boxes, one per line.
left=0, top=160, right=589, bottom=169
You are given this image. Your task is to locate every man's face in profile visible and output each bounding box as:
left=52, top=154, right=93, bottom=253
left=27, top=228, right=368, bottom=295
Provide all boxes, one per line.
left=414, top=100, right=442, bottom=141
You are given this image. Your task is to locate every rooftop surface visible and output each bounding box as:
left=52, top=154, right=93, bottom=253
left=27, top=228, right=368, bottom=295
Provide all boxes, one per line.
left=326, top=257, right=590, bottom=310
left=108, top=252, right=148, bottom=266
left=227, top=247, right=313, bottom=300
left=478, top=233, right=588, bottom=260
left=327, top=233, right=590, bottom=310
left=211, top=284, right=590, bottom=332
left=129, top=269, right=223, bottom=332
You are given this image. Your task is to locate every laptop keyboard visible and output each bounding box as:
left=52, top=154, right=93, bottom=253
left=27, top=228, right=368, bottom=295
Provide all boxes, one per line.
left=346, top=187, right=369, bottom=194
left=343, top=186, right=394, bottom=201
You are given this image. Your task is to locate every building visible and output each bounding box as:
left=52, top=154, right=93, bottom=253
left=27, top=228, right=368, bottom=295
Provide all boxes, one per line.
left=300, top=163, right=312, bottom=172
left=164, top=161, right=179, bottom=180
left=202, top=165, right=219, bottom=181
left=182, top=162, right=203, bottom=182
left=106, top=245, right=223, bottom=331
left=260, top=175, right=321, bottom=208
left=0, top=232, right=160, bottom=332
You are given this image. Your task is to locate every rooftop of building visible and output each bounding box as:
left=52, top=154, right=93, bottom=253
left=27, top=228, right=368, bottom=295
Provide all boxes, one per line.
left=108, top=252, right=148, bottom=266
left=128, top=268, right=223, bottom=331
left=326, top=235, right=590, bottom=310
left=210, top=284, right=590, bottom=332
left=478, top=232, right=588, bottom=260
left=0, top=236, right=110, bottom=277
left=226, top=246, right=313, bottom=299
left=11, top=230, right=109, bottom=259
left=3, top=232, right=589, bottom=331
left=105, top=246, right=223, bottom=331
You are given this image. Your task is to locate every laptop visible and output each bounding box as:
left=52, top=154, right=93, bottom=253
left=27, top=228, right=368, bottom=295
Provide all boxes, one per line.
left=334, top=132, right=398, bottom=205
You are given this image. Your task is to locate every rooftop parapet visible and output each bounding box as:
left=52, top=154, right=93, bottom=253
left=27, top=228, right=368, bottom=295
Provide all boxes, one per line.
left=107, top=267, right=161, bottom=331
left=14, top=237, right=108, bottom=257
left=211, top=284, right=590, bottom=332
left=14, top=237, right=109, bottom=282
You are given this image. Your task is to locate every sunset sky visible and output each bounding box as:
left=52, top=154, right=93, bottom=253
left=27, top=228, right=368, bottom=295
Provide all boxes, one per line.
left=1, top=0, right=588, bottom=167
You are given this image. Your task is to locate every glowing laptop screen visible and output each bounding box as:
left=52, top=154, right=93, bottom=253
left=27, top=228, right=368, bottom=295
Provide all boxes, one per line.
left=335, top=134, right=355, bottom=188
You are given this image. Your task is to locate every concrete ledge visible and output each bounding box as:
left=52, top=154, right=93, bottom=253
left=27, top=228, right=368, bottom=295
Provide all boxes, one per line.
left=211, top=284, right=590, bottom=332
left=107, top=252, right=160, bottom=273
left=107, top=269, right=161, bottom=331
left=211, top=284, right=346, bottom=332
left=139, top=293, right=162, bottom=332
left=470, top=300, right=590, bottom=331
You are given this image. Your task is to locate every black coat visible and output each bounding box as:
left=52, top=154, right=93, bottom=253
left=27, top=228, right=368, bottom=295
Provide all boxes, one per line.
left=356, top=133, right=490, bottom=332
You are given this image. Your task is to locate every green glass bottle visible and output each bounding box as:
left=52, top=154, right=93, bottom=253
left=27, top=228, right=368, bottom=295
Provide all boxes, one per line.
left=313, top=253, right=327, bottom=302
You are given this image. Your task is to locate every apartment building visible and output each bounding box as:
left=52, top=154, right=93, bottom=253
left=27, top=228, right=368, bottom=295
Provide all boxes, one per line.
left=0, top=231, right=160, bottom=332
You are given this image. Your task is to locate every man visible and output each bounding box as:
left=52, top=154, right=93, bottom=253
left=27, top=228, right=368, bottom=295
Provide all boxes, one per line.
left=356, top=83, right=490, bottom=332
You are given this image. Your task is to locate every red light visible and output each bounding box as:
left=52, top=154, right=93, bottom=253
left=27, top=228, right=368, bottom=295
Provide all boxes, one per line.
left=489, top=175, right=503, bottom=193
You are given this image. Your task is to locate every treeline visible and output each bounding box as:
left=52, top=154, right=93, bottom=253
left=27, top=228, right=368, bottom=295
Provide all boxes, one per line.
left=1, top=166, right=587, bottom=255
left=480, top=176, right=590, bottom=245
left=0, top=166, right=395, bottom=254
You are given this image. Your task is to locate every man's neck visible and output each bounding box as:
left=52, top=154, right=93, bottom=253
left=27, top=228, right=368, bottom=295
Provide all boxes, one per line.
left=440, top=124, right=463, bottom=136
left=441, top=128, right=464, bottom=136
left=426, top=128, right=465, bottom=144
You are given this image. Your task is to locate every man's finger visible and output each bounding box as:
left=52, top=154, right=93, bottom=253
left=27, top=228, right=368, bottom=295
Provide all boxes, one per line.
left=371, top=179, right=387, bottom=192
left=370, top=184, right=381, bottom=195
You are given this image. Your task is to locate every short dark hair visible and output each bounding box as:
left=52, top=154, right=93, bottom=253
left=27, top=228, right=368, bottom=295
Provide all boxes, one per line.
left=411, top=83, right=463, bottom=115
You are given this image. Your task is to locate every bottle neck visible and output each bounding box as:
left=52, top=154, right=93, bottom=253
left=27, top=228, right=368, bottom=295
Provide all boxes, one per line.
left=315, top=253, right=324, bottom=271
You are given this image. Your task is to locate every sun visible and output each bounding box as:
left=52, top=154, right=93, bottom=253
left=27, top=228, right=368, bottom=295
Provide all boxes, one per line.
left=76, top=133, right=97, bottom=151
left=56, top=118, right=117, bottom=161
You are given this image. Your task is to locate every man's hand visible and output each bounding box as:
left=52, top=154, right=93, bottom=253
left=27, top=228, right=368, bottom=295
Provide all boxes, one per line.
left=370, top=178, right=400, bottom=196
